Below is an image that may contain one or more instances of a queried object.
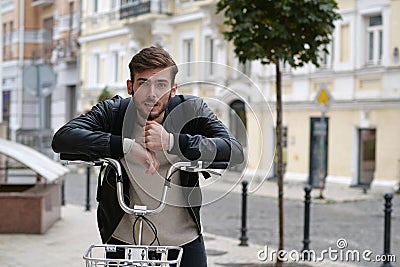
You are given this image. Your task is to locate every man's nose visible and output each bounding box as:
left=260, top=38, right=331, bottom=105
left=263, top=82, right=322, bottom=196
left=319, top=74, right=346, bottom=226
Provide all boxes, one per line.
left=147, top=84, right=157, bottom=98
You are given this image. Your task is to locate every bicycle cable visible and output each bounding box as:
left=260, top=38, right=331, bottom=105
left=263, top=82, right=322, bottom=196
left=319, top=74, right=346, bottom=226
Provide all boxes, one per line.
left=132, top=215, right=160, bottom=246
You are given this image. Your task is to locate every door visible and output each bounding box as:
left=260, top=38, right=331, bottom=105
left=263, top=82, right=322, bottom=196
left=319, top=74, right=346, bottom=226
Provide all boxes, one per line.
left=358, top=129, right=376, bottom=185
left=229, top=100, right=247, bottom=171
left=309, top=117, right=329, bottom=188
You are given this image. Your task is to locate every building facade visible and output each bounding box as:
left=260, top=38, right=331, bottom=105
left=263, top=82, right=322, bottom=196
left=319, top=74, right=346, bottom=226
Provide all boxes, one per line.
left=2, top=0, right=398, bottom=186
left=78, top=0, right=266, bottom=172
left=79, top=0, right=399, bottom=186
left=0, top=0, right=80, bottom=156
left=275, top=0, right=400, bottom=186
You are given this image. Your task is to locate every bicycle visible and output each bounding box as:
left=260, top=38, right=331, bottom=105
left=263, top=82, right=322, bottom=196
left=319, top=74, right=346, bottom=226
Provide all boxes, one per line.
left=61, top=154, right=228, bottom=267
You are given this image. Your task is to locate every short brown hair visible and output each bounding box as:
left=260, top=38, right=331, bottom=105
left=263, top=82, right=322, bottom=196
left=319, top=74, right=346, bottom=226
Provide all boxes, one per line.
left=128, top=46, right=178, bottom=84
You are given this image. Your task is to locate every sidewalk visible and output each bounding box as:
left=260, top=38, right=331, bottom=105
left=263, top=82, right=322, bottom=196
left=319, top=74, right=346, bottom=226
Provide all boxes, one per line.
left=0, top=204, right=362, bottom=267
left=1, top=169, right=396, bottom=267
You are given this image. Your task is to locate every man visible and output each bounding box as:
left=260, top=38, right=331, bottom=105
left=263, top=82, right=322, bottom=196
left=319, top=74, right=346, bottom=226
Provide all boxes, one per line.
left=52, top=46, right=244, bottom=266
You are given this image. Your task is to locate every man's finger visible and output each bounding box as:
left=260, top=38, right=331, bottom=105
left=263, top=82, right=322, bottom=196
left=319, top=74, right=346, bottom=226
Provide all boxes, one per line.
left=144, top=126, right=151, bottom=135
left=146, top=120, right=158, bottom=126
left=145, top=121, right=159, bottom=130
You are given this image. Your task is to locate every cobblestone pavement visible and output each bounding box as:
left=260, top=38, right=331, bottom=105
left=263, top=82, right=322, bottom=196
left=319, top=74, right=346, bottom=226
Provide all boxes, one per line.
left=201, top=185, right=400, bottom=267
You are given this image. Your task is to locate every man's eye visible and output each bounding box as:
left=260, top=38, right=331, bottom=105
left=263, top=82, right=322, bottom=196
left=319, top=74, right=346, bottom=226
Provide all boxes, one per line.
left=157, top=83, right=167, bottom=89
left=140, top=81, right=150, bottom=87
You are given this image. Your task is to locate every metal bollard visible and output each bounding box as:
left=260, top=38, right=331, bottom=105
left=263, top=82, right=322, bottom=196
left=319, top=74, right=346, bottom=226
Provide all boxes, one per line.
left=302, top=185, right=312, bottom=259
left=61, top=179, right=65, bottom=206
left=239, top=180, right=249, bottom=246
left=85, top=165, right=91, bottom=211
left=381, top=193, right=393, bottom=267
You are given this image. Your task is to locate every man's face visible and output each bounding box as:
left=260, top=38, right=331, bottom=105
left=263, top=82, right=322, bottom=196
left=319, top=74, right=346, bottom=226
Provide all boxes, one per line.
left=127, top=68, right=177, bottom=122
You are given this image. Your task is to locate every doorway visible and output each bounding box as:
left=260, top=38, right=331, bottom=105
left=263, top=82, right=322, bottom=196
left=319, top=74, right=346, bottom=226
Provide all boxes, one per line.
left=229, top=100, right=247, bottom=171
left=358, top=129, right=376, bottom=185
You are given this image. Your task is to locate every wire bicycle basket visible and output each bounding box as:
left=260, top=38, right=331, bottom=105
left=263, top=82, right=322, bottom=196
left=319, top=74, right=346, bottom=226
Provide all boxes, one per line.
left=83, top=244, right=183, bottom=267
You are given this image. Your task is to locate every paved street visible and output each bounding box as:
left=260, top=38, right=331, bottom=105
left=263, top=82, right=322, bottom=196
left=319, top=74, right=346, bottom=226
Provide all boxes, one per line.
left=62, top=167, right=400, bottom=266
left=202, top=190, right=400, bottom=267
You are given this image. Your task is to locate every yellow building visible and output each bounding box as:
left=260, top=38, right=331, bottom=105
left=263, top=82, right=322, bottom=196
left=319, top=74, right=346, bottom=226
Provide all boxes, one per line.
left=79, top=0, right=267, bottom=173
left=260, top=0, right=400, bottom=186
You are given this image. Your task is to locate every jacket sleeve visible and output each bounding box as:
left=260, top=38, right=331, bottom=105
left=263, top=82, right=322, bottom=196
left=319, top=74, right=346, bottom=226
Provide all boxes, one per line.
left=168, top=98, right=244, bottom=165
left=51, top=96, right=124, bottom=159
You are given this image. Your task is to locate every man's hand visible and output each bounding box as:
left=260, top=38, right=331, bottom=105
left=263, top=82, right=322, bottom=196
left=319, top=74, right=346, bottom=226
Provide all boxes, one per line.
left=127, top=141, right=160, bottom=175
left=143, top=121, right=170, bottom=151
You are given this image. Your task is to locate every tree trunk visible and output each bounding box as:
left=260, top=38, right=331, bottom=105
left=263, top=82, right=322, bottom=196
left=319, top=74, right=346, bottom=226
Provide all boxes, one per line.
left=275, top=62, right=284, bottom=267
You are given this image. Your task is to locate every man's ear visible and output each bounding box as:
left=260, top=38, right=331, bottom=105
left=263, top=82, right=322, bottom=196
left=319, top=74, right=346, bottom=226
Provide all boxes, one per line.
left=126, top=80, right=133, bottom=95
left=170, top=84, right=177, bottom=98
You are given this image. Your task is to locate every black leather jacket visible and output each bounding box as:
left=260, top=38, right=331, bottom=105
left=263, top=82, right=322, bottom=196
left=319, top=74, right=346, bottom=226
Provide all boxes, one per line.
left=52, top=94, right=244, bottom=243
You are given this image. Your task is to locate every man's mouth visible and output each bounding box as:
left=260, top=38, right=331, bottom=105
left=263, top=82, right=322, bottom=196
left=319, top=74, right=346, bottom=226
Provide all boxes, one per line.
left=144, top=102, right=158, bottom=109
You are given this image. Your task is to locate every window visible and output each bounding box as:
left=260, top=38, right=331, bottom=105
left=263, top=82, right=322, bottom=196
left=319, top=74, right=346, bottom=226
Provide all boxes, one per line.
left=9, top=21, right=13, bottom=57
left=43, top=17, right=54, bottom=59
left=69, top=2, right=74, bottom=24
left=69, top=2, right=74, bottom=51
left=111, top=0, right=118, bottom=9
left=2, top=91, right=10, bottom=123
left=94, top=0, right=99, bottom=13
left=2, top=23, right=6, bottom=43
left=240, top=61, right=251, bottom=76
left=205, top=36, right=215, bottom=75
left=366, top=15, right=383, bottom=65
left=112, top=51, right=119, bottom=83
left=95, top=54, right=100, bottom=84
left=319, top=42, right=333, bottom=68
left=91, top=53, right=101, bottom=85
left=183, top=39, right=193, bottom=77
left=340, top=24, right=350, bottom=63
left=2, top=23, right=6, bottom=58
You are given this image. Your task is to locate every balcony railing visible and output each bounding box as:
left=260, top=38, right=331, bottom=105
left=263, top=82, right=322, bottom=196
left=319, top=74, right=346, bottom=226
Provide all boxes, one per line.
left=119, top=0, right=168, bottom=20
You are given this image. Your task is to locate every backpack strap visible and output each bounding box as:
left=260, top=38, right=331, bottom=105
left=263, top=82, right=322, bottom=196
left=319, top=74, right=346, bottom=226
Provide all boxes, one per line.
left=111, top=97, right=131, bottom=135
left=168, top=95, right=184, bottom=110
left=164, top=94, right=187, bottom=120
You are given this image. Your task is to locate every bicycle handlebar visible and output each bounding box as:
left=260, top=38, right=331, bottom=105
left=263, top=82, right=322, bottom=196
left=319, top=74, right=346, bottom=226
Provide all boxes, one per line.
left=60, top=153, right=228, bottom=170
left=60, top=153, right=228, bottom=216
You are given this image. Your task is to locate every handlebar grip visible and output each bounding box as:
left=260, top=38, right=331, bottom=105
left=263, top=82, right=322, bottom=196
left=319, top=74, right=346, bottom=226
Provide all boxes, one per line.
left=204, top=162, right=229, bottom=169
